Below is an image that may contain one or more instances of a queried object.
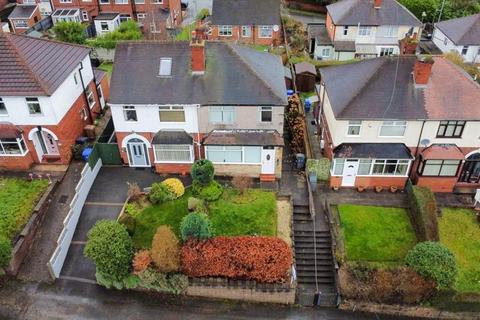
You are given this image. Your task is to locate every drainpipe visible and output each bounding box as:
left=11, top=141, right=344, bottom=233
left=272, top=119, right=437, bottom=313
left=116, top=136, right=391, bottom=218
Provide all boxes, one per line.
left=410, top=120, right=426, bottom=180
left=78, top=62, right=94, bottom=124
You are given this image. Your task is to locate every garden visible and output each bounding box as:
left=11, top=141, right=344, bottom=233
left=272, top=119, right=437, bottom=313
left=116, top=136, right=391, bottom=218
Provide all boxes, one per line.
left=0, top=178, right=49, bottom=270
left=84, top=160, right=293, bottom=295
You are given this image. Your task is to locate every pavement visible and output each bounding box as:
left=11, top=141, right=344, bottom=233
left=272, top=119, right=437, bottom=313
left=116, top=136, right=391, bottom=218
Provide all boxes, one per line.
left=182, top=0, right=212, bottom=26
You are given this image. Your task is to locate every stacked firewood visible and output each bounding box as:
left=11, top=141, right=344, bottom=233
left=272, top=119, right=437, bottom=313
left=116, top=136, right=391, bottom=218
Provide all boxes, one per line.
left=285, top=95, right=306, bottom=154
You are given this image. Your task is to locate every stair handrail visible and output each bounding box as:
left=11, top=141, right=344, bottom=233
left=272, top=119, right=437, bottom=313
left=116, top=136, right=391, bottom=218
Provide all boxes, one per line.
left=305, top=175, right=320, bottom=301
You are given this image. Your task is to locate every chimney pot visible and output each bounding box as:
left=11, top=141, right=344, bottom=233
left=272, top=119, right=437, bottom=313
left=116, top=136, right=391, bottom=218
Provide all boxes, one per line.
left=413, top=56, right=434, bottom=86
left=374, top=0, right=382, bottom=8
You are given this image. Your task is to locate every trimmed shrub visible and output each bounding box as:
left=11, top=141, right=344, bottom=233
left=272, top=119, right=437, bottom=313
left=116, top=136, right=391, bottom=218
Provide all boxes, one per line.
left=180, top=212, right=213, bottom=241
left=136, top=268, right=189, bottom=294
left=405, top=242, right=457, bottom=289
left=187, top=197, right=206, bottom=212
left=132, top=250, right=152, bottom=274
left=95, top=271, right=140, bottom=290
left=118, top=212, right=136, bottom=235
left=161, top=178, right=185, bottom=199
left=84, top=220, right=133, bottom=282
left=0, top=236, right=12, bottom=268
left=127, top=182, right=142, bottom=202
left=182, top=236, right=292, bottom=283
left=306, top=158, right=330, bottom=182
left=149, top=182, right=175, bottom=204
left=192, top=180, right=223, bottom=201
left=191, top=160, right=214, bottom=185
left=407, top=184, right=439, bottom=241
left=151, top=226, right=181, bottom=273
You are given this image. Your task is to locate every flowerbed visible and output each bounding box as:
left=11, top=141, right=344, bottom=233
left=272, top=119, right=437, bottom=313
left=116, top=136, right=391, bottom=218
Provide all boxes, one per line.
left=182, top=236, right=292, bottom=283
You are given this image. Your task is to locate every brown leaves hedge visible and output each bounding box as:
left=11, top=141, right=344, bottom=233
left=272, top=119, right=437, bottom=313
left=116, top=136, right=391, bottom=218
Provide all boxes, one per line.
left=182, top=236, right=292, bottom=283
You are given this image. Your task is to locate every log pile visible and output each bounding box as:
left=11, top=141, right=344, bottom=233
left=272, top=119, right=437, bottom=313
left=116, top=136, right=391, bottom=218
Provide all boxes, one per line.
left=285, top=94, right=306, bottom=154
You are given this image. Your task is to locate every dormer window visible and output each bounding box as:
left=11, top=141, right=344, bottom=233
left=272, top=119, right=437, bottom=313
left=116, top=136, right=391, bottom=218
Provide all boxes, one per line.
left=159, top=58, right=172, bottom=77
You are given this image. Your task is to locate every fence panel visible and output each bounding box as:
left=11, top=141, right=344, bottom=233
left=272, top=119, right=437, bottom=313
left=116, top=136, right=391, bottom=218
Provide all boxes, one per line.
left=95, top=143, right=122, bottom=165
left=47, top=159, right=102, bottom=279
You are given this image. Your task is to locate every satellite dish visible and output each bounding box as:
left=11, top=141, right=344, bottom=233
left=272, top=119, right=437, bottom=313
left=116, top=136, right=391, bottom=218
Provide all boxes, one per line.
left=420, top=139, right=431, bottom=147
left=273, top=25, right=279, bottom=32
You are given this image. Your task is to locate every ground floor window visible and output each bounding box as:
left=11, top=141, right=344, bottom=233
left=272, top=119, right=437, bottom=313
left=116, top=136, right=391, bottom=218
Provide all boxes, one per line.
left=379, top=47, right=395, bottom=56
left=206, top=146, right=261, bottom=164
left=0, top=136, right=28, bottom=156
left=459, top=153, right=480, bottom=183
left=417, top=159, right=461, bottom=177
left=258, top=25, right=273, bottom=38
left=154, top=144, right=192, bottom=163
left=332, top=158, right=410, bottom=176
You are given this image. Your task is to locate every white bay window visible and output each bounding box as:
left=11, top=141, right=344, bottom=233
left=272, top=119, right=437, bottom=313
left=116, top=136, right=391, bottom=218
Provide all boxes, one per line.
left=331, top=158, right=410, bottom=176
left=154, top=144, right=193, bottom=163
left=0, top=136, right=28, bottom=156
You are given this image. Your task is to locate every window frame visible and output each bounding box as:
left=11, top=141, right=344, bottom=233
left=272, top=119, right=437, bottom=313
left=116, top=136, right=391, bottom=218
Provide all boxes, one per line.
left=153, top=144, right=193, bottom=163
left=208, top=106, right=235, bottom=124
left=136, top=13, right=146, bottom=21
left=380, top=47, right=395, bottom=56
left=0, top=135, right=28, bottom=157
left=241, top=25, right=251, bottom=37
left=461, top=46, right=469, bottom=55
left=158, top=57, right=172, bottom=77
left=379, top=120, right=407, bottom=137
left=115, top=0, right=128, bottom=4
left=258, top=25, right=273, bottom=38
left=205, top=145, right=262, bottom=165
left=123, top=106, right=138, bottom=122
left=343, top=26, right=349, bottom=36
left=26, top=97, right=42, bottom=115
left=85, top=86, right=96, bottom=109
left=358, top=26, right=371, bottom=36
left=100, top=21, right=109, bottom=31
left=259, top=106, right=273, bottom=123
left=0, top=98, right=7, bottom=116
left=321, top=48, right=331, bottom=57
left=218, top=25, right=232, bottom=36
left=346, top=120, right=361, bottom=136
left=417, top=159, right=461, bottom=177
left=436, top=120, right=465, bottom=138
left=81, top=10, right=88, bottom=21
left=158, top=106, right=186, bottom=122
left=331, top=158, right=410, bottom=177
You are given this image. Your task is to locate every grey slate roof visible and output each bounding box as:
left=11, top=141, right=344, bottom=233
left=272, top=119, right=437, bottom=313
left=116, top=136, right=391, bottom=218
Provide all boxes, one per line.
left=8, top=4, right=37, bottom=19
left=110, top=41, right=287, bottom=106
left=211, top=0, right=281, bottom=26
left=294, top=62, right=316, bottom=75
left=334, top=143, right=413, bottom=159
left=307, top=24, right=332, bottom=45
left=152, top=130, right=193, bottom=144
left=203, top=129, right=284, bottom=146
left=0, top=33, right=90, bottom=96
left=327, top=0, right=421, bottom=27
left=435, top=14, right=480, bottom=46
left=94, top=12, right=120, bottom=20
left=334, top=40, right=355, bottom=51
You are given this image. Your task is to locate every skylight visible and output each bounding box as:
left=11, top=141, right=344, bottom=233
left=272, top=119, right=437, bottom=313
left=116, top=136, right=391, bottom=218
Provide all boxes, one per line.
left=159, top=58, right=172, bottom=77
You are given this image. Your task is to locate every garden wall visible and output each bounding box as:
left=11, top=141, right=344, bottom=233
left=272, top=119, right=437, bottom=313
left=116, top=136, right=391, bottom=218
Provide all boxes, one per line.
left=7, top=181, right=58, bottom=276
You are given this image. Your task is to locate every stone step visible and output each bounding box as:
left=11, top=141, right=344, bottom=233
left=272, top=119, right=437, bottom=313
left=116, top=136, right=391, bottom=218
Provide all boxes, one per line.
left=296, top=290, right=338, bottom=307
left=293, top=206, right=310, bottom=215
left=296, top=264, right=334, bottom=272
left=293, top=232, right=332, bottom=239
left=293, top=239, right=332, bottom=247
left=293, top=215, right=312, bottom=222
left=295, top=259, right=334, bottom=266
left=297, top=277, right=335, bottom=285
left=297, top=269, right=335, bottom=277
left=294, top=244, right=332, bottom=251
left=295, top=249, right=332, bottom=256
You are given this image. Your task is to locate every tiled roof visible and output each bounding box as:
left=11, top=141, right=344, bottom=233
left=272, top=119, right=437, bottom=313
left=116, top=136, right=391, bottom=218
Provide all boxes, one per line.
left=0, top=33, right=90, bottom=96
left=334, top=143, right=413, bottom=159
left=203, top=130, right=284, bottom=146
left=327, top=0, right=421, bottom=27
left=435, top=14, right=480, bottom=46
left=320, top=56, right=480, bottom=121
left=211, top=0, right=281, bottom=26
left=8, top=4, right=37, bottom=19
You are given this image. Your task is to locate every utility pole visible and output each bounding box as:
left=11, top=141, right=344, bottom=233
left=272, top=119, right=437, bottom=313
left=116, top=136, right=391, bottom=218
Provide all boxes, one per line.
left=437, top=0, right=446, bottom=23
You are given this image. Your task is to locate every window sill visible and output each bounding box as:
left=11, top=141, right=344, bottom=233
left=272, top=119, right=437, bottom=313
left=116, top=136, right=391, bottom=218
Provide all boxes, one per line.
left=0, top=152, right=28, bottom=157
left=154, top=161, right=193, bottom=164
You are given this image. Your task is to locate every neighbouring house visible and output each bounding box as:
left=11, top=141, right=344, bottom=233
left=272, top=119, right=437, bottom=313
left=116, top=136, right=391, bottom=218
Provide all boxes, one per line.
left=207, top=0, right=282, bottom=46
left=109, top=37, right=287, bottom=181
left=8, top=4, right=41, bottom=34
left=15, top=0, right=52, bottom=17
left=0, top=33, right=109, bottom=170
left=310, top=0, right=422, bottom=61
left=294, top=61, right=316, bottom=92
left=317, top=55, right=480, bottom=193
left=432, top=14, right=480, bottom=64
left=94, top=12, right=120, bottom=35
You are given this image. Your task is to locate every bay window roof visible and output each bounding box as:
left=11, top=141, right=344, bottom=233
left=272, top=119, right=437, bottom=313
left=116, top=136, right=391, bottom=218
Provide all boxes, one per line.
left=0, top=123, right=22, bottom=139
left=152, top=130, right=193, bottom=145
left=203, top=129, right=284, bottom=146
left=420, top=144, right=465, bottom=160
left=334, top=143, right=413, bottom=159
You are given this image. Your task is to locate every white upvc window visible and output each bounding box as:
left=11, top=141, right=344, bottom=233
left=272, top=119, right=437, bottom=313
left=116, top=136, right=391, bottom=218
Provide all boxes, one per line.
left=154, top=144, right=193, bottom=163
left=206, top=146, right=262, bottom=164
left=135, top=0, right=145, bottom=3
left=159, top=57, right=172, bottom=77
left=26, top=97, right=42, bottom=115
left=59, top=0, right=72, bottom=3
left=13, top=20, right=28, bottom=28
left=379, top=121, right=407, bottom=137
left=99, top=0, right=109, bottom=3
left=137, top=13, right=146, bottom=21
left=209, top=106, right=235, bottom=124
left=331, top=158, right=410, bottom=176
left=321, top=48, right=331, bottom=57
left=0, top=136, right=28, bottom=156
left=123, top=106, right=137, bottom=121
left=380, top=25, right=396, bottom=37
left=81, top=10, right=88, bottom=21
left=346, top=120, right=361, bottom=136
left=218, top=25, right=232, bottom=36
left=100, top=21, right=109, bottom=31
left=85, top=86, right=96, bottom=109
left=332, top=159, right=345, bottom=175
left=260, top=106, right=273, bottom=122
left=343, top=26, right=349, bottom=36
left=159, top=106, right=185, bottom=122
left=0, top=98, right=7, bottom=116
left=115, top=0, right=128, bottom=4
left=241, top=25, right=251, bottom=37
left=358, top=26, right=371, bottom=36
left=259, top=25, right=273, bottom=38
left=152, top=0, right=163, bottom=3
left=380, top=47, right=395, bottom=56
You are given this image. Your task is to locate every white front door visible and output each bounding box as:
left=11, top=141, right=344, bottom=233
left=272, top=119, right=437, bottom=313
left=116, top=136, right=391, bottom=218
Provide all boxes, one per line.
left=128, top=142, right=149, bottom=167
left=32, top=130, right=59, bottom=162
left=261, top=147, right=276, bottom=174
left=342, top=160, right=359, bottom=187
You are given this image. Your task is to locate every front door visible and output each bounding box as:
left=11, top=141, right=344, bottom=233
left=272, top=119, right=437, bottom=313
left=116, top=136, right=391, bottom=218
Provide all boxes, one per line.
left=342, top=160, right=359, bottom=187
left=32, top=130, right=59, bottom=162
left=128, top=142, right=149, bottom=167
left=261, top=147, right=276, bottom=174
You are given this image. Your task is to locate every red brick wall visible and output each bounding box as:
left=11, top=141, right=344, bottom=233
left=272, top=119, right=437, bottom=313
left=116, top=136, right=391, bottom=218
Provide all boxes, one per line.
left=325, top=13, right=335, bottom=41
left=209, top=25, right=282, bottom=45
left=0, top=153, right=35, bottom=171
left=330, top=176, right=407, bottom=190
left=154, top=163, right=191, bottom=175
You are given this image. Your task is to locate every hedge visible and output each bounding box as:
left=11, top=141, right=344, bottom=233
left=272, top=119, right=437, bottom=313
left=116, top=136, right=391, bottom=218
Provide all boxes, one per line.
left=182, top=236, right=292, bottom=283
left=406, top=183, right=439, bottom=241
left=306, top=158, right=330, bottom=181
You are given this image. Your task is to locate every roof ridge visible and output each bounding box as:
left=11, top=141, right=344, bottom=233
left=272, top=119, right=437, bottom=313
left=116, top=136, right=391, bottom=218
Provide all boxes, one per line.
left=225, top=43, right=285, bottom=104
left=438, top=56, right=480, bottom=89
left=458, top=14, right=480, bottom=45
left=3, top=34, right=50, bottom=95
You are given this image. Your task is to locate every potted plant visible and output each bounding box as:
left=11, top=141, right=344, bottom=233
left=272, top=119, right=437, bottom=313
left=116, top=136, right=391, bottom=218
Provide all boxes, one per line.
left=390, top=186, right=398, bottom=193
left=357, top=186, right=366, bottom=193
left=375, top=186, right=383, bottom=193
left=332, top=186, right=339, bottom=191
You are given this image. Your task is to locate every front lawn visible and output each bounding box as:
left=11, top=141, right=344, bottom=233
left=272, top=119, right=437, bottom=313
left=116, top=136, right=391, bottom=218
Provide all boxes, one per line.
left=0, top=178, right=49, bottom=240
left=132, top=188, right=277, bottom=249
left=439, top=208, right=480, bottom=294
left=338, top=204, right=417, bottom=267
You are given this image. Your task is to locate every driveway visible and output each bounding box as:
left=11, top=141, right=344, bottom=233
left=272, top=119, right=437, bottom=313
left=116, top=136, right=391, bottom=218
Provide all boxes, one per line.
left=59, top=167, right=169, bottom=282
left=182, top=0, right=213, bottom=25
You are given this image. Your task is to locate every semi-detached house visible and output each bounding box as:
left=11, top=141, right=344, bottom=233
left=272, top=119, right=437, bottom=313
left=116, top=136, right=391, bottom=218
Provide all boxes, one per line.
left=318, top=55, right=480, bottom=193
left=0, top=33, right=108, bottom=170
left=109, top=38, right=287, bottom=181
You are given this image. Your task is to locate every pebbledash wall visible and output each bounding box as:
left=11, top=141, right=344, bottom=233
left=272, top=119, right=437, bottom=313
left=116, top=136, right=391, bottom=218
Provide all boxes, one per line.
left=209, top=25, right=282, bottom=45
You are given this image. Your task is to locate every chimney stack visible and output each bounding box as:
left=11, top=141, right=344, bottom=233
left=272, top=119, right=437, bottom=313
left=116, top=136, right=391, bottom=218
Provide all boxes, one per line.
left=190, top=30, right=205, bottom=75
left=374, top=0, right=382, bottom=9
left=413, top=56, right=434, bottom=86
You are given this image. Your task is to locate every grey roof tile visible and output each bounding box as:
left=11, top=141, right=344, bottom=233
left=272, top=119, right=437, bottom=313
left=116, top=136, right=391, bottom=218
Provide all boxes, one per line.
left=211, top=0, right=281, bottom=26
left=8, top=4, right=37, bottom=19
left=435, top=14, right=480, bottom=46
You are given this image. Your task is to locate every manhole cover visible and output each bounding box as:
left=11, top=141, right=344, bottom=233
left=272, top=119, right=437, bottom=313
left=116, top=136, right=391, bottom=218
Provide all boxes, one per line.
left=59, top=195, right=68, bottom=204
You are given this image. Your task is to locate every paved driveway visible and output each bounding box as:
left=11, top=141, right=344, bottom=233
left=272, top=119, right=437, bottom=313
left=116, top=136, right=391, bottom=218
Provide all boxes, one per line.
left=60, top=167, right=167, bottom=282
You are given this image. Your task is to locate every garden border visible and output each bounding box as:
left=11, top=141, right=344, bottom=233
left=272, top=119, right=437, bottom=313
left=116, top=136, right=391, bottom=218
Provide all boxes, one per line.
left=6, top=180, right=58, bottom=276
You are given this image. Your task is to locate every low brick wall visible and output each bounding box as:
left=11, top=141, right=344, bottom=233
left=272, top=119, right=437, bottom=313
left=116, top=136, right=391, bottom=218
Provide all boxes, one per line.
left=187, top=277, right=295, bottom=304
left=6, top=181, right=58, bottom=276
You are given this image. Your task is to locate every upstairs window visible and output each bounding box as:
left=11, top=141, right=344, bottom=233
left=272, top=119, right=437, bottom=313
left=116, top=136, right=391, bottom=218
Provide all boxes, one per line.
left=260, top=107, right=272, bottom=122
left=0, top=98, right=7, bottom=115
left=218, top=25, right=232, bottom=36
left=159, top=106, right=185, bottom=122
left=123, top=106, right=137, bottom=121
left=436, top=120, right=465, bottom=138
left=159, top=58, right=172, bottom=77
left=209, top=106, right=234, bottom=124
left=85, top=86, right=96, bottom=108
left=461, top=46, right=469, bottom=55
left=26, top=98, right=42, bottom=115
left=347, top=120, right=361, bottom=136
left=259, top=25, right=273, bottom=38
left=115, top=0, right=128, bottom=4
left=379, top=121, right=406, bottom=137
left=358, top=26, right=371, bottom=36
left=343, top=26, right=349, bottom=36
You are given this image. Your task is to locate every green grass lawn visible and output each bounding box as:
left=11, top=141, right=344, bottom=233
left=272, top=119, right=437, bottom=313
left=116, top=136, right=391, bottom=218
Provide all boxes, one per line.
left=0, top=178, right=49, bottom=241
left=175, top=23, right=195, bottom=41
left=439, top=208, right=480, bottom=294
left=132, top=188, right=277, bottom=249
left=98, top=62, right=113, bottom=78
left=338, top=204, right=417, bottom=267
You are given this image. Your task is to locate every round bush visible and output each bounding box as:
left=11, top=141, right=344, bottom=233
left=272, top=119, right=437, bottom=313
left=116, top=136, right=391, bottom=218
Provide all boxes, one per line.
left=132, top=250, right=152, bottom=274
left=149, top=182, right=175, bottom=204
left=180, top=212, right=213, bottom=241
left=191, top=160, right=214, bottom=185
left=0, top=236, right=12, bottom=268
left=161, top=178, right=185, bottom=199
left=151, top=226, right=181, bottom=273
left=405, top=241, right=457, bottom=289
left=84, top=220, right=134, bottom=282
left=192, top=180, right=223, bottom=201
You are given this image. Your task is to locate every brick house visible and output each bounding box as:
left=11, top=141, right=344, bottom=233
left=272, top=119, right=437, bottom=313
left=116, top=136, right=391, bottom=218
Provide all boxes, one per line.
left=317, top=55, right=480, bottom=193
left=109, top=37, right=287, bottom=181
left=207, top=0, right=282, bottom=46
left=8, top=4, right=41, bottom=33
left=0, top=33, right=109, bottom=170
left=13, top=0, right=53, bottom=17
left=309, top=0, right=422, bottom=61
